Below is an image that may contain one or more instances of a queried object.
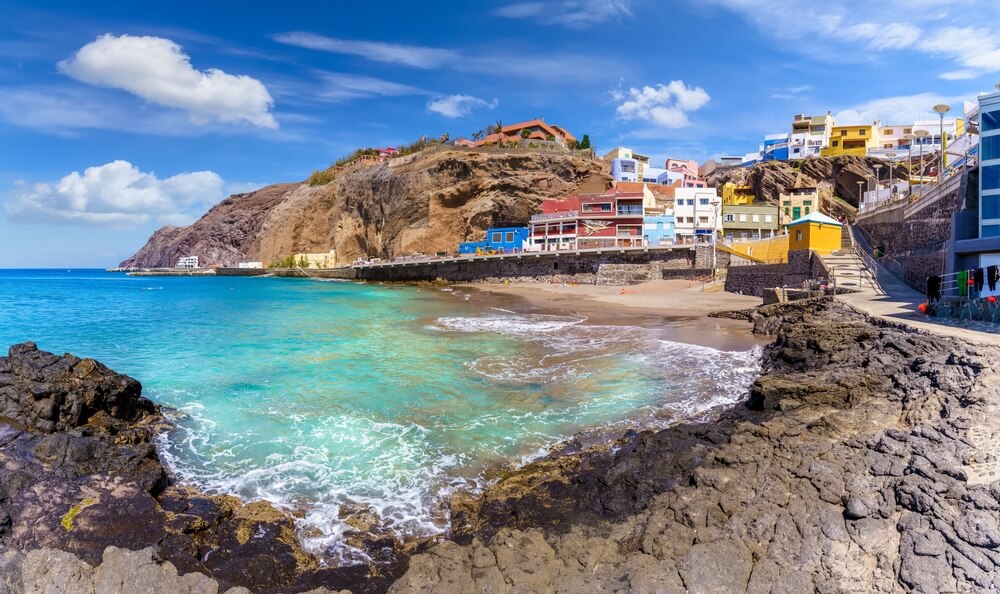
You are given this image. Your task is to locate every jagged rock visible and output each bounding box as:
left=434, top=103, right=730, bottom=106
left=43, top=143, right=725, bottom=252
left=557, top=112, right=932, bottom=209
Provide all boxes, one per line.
left=389, top=299, right=1000, bottom=593
left=121, top=148, right=608, bottom=268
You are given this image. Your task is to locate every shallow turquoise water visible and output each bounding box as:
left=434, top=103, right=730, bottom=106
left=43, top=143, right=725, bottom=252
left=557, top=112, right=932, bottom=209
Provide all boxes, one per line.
left=0, top=269, right=760, bottom=563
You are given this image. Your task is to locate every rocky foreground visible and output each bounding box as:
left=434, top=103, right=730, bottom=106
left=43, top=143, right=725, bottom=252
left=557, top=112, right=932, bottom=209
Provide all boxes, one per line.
left=4, top=300, right=1000, bottom=593
left=390, top=299, right=1000, bottom=593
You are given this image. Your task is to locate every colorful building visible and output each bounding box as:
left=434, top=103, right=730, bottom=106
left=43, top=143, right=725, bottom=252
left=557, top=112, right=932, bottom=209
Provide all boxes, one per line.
left=762, top=133, right=790, bottom=161
left=722, top=203, right=780, bottom=242
left=176, top=256, right=199, bottom=268
left=786, top=212, right=843, bottom=255
left=821, top=123, right=880, bottom=157
left=528, top=191, right=647, bottom=251
left=471, top=119, right=576, bottom=147
left=294, top=251, right=337, bottom=268
left=643, top=214, right=676, bottom=246
left=778, top=187, right=821, bottom=224
left=789, top=113, right=835, bottom=159
left=673, top=187, right=722, bottom=244
left=459, top=227, right=529, bottom=255
left=665, top=158, right=707, bottom=187
left=721, top=183, right=756, bottom=206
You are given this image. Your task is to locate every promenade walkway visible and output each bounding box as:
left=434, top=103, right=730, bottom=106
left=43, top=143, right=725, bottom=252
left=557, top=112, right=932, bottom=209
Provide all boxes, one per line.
left=829, top=227, right=1000, bottom=347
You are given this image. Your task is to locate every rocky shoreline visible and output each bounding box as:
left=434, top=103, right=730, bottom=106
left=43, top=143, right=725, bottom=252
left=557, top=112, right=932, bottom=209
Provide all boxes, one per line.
left=3, top=298, right=1000, bottom=592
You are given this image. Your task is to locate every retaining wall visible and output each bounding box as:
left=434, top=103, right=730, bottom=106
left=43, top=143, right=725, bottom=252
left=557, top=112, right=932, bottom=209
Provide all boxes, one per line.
left=723, top=250, right=828, bottom=297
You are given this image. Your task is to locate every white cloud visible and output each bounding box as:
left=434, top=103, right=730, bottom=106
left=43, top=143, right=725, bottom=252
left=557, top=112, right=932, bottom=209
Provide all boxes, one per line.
left=4, top=160, right=229, bottom=227
left=615, top=81, right=710, bottom=128
left=273, top=32, right=458, bottom=68
left=700, top=0, right=1000, bottom=78
left=833, top=92, right=972, bottom=125
left=426, top=94, right=498, bottom=118
left=494, top=0, right=636, bottom=28
left=59, top=34, right=277, bottom=128
left=314, top=72, right=427, bottom=101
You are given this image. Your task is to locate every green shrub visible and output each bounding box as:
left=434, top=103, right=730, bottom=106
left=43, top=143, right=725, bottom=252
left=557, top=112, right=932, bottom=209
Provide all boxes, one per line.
left=307, top=169, right=336, bottom=186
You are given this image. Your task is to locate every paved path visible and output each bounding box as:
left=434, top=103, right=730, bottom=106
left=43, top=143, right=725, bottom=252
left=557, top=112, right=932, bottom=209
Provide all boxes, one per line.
left=826, top=228, right=1000, bottom=346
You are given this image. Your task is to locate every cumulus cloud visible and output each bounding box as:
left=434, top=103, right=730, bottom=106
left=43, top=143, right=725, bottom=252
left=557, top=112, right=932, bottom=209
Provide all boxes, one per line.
left=614, top=81, right=710, bottom=128
left=426, top=94, right=497, bottom=118
left=494, top=0, right=636, bottom=28
left=59, top=34, right=277, bottom=128
left=833, top=92, right=971, bottom=125
left=4, top=160, right=227, bottom=227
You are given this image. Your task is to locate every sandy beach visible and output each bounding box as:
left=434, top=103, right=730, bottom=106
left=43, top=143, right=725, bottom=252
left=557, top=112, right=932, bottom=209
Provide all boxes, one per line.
left=454, top=279, right=768, bottom=351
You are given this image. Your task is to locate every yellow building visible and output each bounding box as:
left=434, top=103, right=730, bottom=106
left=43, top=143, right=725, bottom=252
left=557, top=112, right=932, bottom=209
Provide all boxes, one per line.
left=787, top=212, right=843, bottom=255
left=294, top=250, right=337, bottom=268
left=821, top=124, right=879, bottom=157
left=721, top=183, right=755, bottom=205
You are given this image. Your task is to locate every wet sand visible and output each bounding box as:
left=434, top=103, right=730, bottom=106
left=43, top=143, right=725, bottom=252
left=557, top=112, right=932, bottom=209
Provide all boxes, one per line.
left=452, top=279, right=768, bottom=352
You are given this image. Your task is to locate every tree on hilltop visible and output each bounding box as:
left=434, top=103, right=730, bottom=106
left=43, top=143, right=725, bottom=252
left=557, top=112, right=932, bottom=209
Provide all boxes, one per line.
left=580, top=134, right=591, bottom=149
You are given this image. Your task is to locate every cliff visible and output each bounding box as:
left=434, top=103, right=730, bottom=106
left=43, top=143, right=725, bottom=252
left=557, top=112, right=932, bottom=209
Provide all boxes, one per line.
left=121, top=147, right=608, bottom=268
left=706, top=156, right=909, bottom=218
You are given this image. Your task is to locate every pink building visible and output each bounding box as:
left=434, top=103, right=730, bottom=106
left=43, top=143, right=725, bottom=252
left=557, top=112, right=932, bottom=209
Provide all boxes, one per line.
left=665, top=158, right=706, bottom=188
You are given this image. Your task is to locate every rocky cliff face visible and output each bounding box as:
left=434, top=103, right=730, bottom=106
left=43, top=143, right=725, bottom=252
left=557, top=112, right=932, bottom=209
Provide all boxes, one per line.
left=122, top=148, right=608, bottom=268
left=706, top=156, right=908, bottom=217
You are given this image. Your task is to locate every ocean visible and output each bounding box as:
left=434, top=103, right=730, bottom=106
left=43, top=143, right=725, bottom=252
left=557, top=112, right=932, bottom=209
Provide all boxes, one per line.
left=0, top=269, right=762, bottom=564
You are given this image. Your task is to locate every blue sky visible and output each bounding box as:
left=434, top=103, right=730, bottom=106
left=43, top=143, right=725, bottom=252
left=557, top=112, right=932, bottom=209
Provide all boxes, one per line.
left=2, top=0, right=1000, bottom=266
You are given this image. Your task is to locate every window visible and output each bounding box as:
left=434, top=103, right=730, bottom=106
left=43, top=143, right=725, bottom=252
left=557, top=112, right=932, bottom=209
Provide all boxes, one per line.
left=841, top=130, right=848, bottom=136
left=505, top=232, right=514, bottom=243
left=983, top=110, right=1000, bottom=133
left=904, top=128, right=912, bottom=135
left=983, top=195, right=1000, bottom=220
left=857, top=128, right=866, bottom=135
left=491, top=233, right=501, bottom=243
left=739, top=214, right=747, bottom=222
left=723, top=214, right=736, bottom=222
left=983, top=165, right=1000, bottom=191
left=764, top=215, right=773, bottom=223
left=699, top=198, right=710, bottom=205
left=983, top=135, right=1000, bottom=161
left=832, top=140, right=840, bottom=147
left=796, top=229, right=803, bottom=241
left=805, top=206, right=811, bottom=215
left=752, top=214, right=760, bottom=223
left=687, top=199, right=695, bottom=205
left=698, top=216, right=709, bottom=224
left=803, top=200, right=813, bottom=206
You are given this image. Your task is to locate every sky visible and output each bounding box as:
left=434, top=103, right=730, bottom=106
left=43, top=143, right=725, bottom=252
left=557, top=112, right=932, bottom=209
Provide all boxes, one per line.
left=3, top=0, right=1000, bottom=267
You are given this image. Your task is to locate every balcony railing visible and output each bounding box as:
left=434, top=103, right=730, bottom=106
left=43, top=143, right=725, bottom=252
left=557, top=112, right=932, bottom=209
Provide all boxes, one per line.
left=616, top=207, right=644, bottom=215
left=531, top=210, right=578, bottom=221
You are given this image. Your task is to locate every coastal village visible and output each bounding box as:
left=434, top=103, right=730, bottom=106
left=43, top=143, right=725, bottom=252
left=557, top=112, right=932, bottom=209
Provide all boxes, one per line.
left=152, top=95, right=998, bottom=329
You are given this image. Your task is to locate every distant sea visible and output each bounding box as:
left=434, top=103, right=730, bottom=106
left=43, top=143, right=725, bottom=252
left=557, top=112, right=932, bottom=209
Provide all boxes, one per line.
left=0, top=269, right=761, bottom=564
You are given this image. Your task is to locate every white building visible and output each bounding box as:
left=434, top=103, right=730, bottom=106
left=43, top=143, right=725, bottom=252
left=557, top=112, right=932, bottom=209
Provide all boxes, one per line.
left=238, top=261, right=263, bottom=269
left=176, top=256, right=199, bottom=269
left=789, top=113, right=835, bottom=159
left=673, top=188, right=722, bottom=244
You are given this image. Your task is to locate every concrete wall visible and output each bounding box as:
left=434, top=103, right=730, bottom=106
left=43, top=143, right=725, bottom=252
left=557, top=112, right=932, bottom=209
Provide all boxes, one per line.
left=854, top=173, right=966, bottom=292
left=723, top=250, right=826, bottom=297
left=354, top=247, right=714, bottom=285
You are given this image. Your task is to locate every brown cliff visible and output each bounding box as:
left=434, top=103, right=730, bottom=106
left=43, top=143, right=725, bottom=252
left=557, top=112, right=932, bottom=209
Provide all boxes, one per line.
left=122, top=147, right=608, bottom=268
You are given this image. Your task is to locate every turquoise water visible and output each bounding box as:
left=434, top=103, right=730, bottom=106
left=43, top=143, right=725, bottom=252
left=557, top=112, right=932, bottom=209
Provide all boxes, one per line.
left=0, top=269, right=761, bottom=563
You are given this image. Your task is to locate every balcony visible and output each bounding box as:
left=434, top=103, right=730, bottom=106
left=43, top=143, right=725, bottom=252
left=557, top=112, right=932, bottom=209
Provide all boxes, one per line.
left=616, top=206, right=644, bottom=215
left=531, top=210, right=578, bottom=221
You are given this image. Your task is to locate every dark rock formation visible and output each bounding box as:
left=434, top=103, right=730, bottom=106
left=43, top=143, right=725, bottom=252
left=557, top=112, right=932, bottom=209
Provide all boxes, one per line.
left=0, top=343, right=401, bottom=594
left=706, top=156, right=908, bottom=217
left=122, top=148, right=608, bottom=268
left=390, top=299, right=1000, bottom=593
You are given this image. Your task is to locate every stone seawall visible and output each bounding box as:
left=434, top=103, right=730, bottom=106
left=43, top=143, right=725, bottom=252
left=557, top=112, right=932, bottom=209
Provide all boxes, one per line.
left=724, top=250, right=827, bottom=296
left=355, top=247, right=719, bottom=285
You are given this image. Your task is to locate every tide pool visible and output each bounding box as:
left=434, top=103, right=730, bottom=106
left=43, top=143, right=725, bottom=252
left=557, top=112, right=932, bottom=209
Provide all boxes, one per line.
left=0, top=269, right=761, bottom=563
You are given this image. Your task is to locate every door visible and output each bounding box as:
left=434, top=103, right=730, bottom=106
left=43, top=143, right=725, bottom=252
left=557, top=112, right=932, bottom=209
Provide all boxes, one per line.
left=792, top=206, right=801, bottom=220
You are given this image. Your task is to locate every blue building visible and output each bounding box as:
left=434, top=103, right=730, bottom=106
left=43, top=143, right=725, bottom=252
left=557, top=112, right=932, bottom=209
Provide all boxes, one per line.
left=762, top=133, right=790, bottom=161
left=611, top=158, right=639, bottom=182
left=459, top=227, right=529, bottom=254
left=643, top=215, right=676, bottom=246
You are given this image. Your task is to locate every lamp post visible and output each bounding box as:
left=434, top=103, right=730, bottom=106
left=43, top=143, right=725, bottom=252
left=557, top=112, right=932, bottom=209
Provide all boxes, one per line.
left=873, top=163, right=883, bottom=207
left=857, top=180, right=865, bottom=212
left=914, top=129, right=930, bottom=188
left=904, top=133, right=914, bottom=190
left=933, top=104, right=951, bottom=181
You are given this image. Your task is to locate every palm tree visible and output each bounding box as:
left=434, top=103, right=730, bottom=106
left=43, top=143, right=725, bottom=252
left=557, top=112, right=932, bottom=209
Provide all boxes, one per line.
left=493, top=120, right=504, bottom=145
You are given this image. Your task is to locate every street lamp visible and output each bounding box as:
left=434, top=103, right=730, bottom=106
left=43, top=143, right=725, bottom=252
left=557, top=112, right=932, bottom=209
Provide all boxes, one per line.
left=903, top=133, right=914, bottom=185
left=914, top=129, right=930, bottom=186
left=857, top=180, right=865, bottom=212
left=933, top=103, right=951, bottom=181
left=873, top=163, right=883, bottom=206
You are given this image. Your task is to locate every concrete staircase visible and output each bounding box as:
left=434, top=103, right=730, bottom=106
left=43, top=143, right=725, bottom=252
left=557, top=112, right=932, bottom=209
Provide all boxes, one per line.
left=822, top=225, right=883, bottom=294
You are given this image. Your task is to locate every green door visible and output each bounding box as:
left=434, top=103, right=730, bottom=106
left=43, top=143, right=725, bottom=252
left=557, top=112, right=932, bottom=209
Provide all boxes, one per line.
left=792, top=206, right=801, bottom=220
